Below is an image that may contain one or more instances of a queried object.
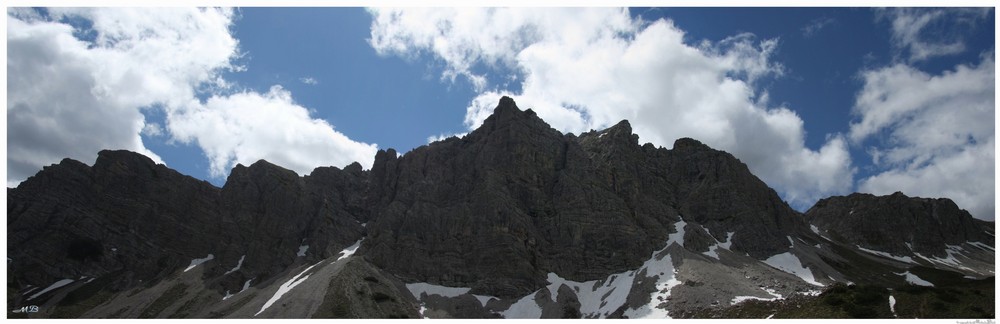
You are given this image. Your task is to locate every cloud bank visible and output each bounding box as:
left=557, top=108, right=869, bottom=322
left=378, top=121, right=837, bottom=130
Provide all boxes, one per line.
left=850, top=8, right=995, bottom=220
left=7, top=8, right=377, bottom=186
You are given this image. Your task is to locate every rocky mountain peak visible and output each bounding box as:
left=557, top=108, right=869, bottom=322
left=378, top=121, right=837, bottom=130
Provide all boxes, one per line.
left=594, top=119, right=639, bottom=147
left=496, top=95, right=517, bottom=112
left=92, top=149, right=159, bottom=177
left=474, top=97, right=552, bottom=136
left=672, top=137, right=711, bottom=151
left=227, top=159, right=301, bottom=188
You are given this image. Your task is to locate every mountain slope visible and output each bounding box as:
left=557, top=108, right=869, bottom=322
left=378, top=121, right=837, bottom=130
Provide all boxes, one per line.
left=6, top=97, right=993, bottom=318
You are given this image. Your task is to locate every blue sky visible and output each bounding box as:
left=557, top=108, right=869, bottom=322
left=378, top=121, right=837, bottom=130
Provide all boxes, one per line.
left=5, top=7, right=995, bottom=220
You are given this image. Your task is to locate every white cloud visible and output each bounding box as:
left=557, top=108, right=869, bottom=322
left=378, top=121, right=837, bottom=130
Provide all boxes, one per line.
left=7, top=7, right=234, bottom=185
left=167, top=86, right=377, bottom=177
left=8, top=8, right=377, bottom=186
left=852, top=56, right=995, bottom=220
left=368, top=8, right=854, bottom=208
left=878, top=8, right=989, bottom=63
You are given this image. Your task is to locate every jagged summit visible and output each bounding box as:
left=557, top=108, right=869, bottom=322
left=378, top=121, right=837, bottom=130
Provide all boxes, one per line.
left=473, top=97, right=553, bottom=138
left=495, top=95, right=518, bottom=113
left=673, top=137, right=711, bottom=151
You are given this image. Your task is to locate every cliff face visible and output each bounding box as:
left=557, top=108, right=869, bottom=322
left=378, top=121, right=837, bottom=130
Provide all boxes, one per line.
left=6, top=97, right=994, bottom=319
left=362, top=97, right=809, bottom=297
left=8, top=151, right=224, bottom=291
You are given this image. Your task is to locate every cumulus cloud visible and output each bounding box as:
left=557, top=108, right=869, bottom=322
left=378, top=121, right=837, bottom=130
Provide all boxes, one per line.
left=7, top=8, right=376, bottom=186
left=852, top=55, right=994, bottom=220
left=368, top=8, right=855, bottom=208
left=878, top=8, right=989, bottom=62
left=168, top=86, right=378, bottom=178
left=7, top=8, right=233, bottom=186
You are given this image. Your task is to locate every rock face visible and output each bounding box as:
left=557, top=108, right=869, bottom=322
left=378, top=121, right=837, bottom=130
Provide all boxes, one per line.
left=806, top=192, right=995, bottom=257
left=6, top=97, right=995, bottom=319
left=8, top=151, right=223, bottom=291
left=7, top=151, right=366, bottom=298
left=361, top=97, right=808, bottom=298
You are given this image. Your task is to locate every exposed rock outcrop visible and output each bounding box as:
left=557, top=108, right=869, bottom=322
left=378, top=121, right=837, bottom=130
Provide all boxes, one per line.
left=806, top=192, right=995, bottom=258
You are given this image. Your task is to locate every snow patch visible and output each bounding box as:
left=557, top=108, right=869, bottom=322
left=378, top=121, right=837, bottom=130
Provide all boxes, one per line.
left=28, top=279, right=74, bottom=300
left=504, top=231, right=683, bottom=319
left=666, top=217, right=686, bottom=247
left=856, top=246, right=915, bottom=264
left=763, top=252, right=824, bottom=286
left=502, top=291, right=543, bottom=319
left=704, top=246, right=720, bottom=260
left=223, top=278, right=254, bottom=301
left=967, top=241, right=994, bottom=252
left=473, top=295, right=498, bottom=307
left=256, top=261, right=323, bottom=316
left=406, top=282, right=471, bottom=299
left=335, top=239, right=363, bottom=262
left=624, top=247, right=682, bottom=318
left=703, top=232, right=735, bottom=260
left=810, top=225, right=820, bottom=234
left=225, top=255, right=246, bottom=275
left=801, top=289, right=822, bottom=296
left=418, top=304, right=429, bottom=319
left=731, top=287, right=783, bottom=305
left=405, top=282, right=500, bottom=308
left=547, top=270, right=636, bottom=318
left=183, top=254, right=214, bottom=272
left=719, top=232, right=734, bottom=249
left=889, top=295, right=897, bottom=317
left=913, top=250, right=974, bottom=272
left=897, top=271, right=934, bottom=287
left=946, top=244, right=968, bottom=258
left=22, top=287, right=40, bottom=296
left=297, top=245, right=309, bottom=257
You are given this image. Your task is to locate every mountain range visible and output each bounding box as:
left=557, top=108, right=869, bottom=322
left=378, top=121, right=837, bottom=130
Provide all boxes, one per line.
left=6, top=97, right=994, bottom=318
